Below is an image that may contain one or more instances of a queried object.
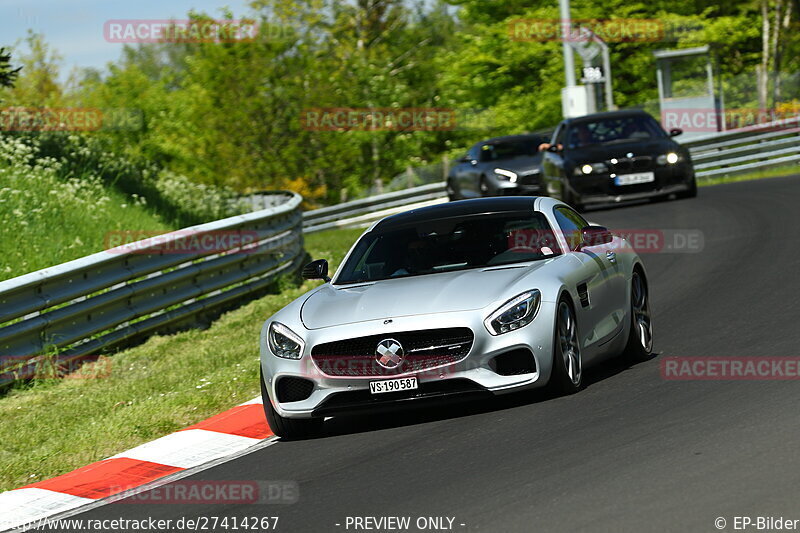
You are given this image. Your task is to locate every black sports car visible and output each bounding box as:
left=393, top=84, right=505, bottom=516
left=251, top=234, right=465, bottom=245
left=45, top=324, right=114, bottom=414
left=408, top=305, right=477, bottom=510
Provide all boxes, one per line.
left=540, top=110, right=697, bottom=210
left=446, top=134, right=546, bottom=200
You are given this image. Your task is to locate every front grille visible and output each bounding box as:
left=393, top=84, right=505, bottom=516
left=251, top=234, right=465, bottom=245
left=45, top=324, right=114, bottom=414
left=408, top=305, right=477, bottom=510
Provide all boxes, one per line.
left=276, top=377, right=314, bottom=402
left=609, top=156, right=653, bottom=173
left=311, top=328, right=474, bottom=377
left=517, top=170, right=541, bottom=186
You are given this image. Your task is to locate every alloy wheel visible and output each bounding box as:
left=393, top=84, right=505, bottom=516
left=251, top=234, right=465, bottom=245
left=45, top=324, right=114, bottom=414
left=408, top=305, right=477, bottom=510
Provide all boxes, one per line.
left=557, top=301, right=581, bottom=385
left=631, top=272, right=653, bottom=353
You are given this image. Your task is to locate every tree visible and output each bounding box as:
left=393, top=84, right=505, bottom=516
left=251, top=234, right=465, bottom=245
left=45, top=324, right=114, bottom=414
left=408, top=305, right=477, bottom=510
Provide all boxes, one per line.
left=758, top=0, right=795, bottom=110
left=2, top=32, right=63, bottom=107
left=0, top=47, right=22, bottom=89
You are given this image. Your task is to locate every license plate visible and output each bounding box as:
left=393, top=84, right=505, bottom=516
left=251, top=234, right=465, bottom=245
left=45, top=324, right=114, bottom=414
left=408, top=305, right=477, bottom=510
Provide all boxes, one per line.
left=615, top=172, right=654, bottom=186
left=369, top=377, right=418, bottom=394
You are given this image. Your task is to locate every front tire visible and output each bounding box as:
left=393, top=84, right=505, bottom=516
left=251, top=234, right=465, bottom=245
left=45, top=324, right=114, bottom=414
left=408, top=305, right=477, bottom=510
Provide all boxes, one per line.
left=676, top=175, right=697, bottom=199
left=622, top=270, right=654, bottom=363
left=563, top=184, right=584, bottom=212
left=260, top=369, right=323, bottom=440
left=446, top=178, right=459, bottom=201
left=479, top=176, right=491, bottom=197
left=549, top=298, right=582, bottom=394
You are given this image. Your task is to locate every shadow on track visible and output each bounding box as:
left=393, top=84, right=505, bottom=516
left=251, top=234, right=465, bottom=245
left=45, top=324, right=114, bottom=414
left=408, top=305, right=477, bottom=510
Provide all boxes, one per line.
left=281, top=353, right=658, bottom=441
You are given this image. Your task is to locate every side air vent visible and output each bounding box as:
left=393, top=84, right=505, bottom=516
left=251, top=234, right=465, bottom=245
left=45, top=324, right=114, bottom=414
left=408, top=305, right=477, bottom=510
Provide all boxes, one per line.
left=577, top=283, right=590, bottom=308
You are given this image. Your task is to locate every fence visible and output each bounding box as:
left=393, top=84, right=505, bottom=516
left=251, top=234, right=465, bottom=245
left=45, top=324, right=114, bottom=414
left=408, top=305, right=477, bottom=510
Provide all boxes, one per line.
left=302, top=182, right=447, bottom=233
left=302, top=115, right=800, bottom=232
left=0, top=192, right=304, bottom=386
left=684, top=115, right=800, bottom=178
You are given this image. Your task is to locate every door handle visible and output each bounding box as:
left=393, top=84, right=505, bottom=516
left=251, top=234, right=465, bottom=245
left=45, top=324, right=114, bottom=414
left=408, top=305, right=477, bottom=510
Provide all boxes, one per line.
left=606, top=250, right=617, bottom=263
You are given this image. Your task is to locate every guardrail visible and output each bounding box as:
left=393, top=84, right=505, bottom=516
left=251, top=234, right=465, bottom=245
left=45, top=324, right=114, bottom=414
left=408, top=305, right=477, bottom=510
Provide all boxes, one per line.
left=302, top=182, right=447, bottom=233
left=0, top=192, right=304, bottom=387
left=685, top=115, right=800, bottom=179
left=302, top=116, right=800, bottom=232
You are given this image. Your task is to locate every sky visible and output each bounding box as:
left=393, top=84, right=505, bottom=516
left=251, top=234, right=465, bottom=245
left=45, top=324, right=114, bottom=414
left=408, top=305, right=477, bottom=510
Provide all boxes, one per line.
left=0, top=0, right=252, bottom=78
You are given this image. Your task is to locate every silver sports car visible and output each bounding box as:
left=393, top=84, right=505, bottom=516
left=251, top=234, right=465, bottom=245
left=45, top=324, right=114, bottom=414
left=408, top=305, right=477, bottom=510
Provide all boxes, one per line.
left=260, top=197, right=653, bottom=438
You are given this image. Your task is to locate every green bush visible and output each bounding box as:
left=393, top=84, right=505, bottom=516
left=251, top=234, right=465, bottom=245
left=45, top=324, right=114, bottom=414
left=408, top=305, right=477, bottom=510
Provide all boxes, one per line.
left=0, top=133, right=250, bottom=280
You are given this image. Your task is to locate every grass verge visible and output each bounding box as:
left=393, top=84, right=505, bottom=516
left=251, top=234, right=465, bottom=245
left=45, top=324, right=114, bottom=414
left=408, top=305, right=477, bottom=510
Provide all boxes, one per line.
left=698, top=163, right=800, bottom=187
left=0, top=227, right=362, bottom=492
left=0, top=137, right=173, bottom=282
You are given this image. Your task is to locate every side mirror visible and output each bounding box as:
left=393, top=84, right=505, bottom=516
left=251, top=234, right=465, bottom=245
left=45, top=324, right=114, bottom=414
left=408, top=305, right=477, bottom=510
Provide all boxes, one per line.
left=580, top=226, right=613, bottom=247
left=547, top=144, right=562, bottom=153
left=669, top=128, right=683, bottom=137
left=302, top=259, right=330, bottom=282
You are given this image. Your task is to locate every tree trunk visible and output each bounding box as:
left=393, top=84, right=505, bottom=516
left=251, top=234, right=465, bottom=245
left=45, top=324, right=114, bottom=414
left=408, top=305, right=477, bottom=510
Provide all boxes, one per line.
left=770, top=0, right=782, bottom=112
left=774, top=0, right=794, bottom=107
left=759, top=0, right=770, bottom=114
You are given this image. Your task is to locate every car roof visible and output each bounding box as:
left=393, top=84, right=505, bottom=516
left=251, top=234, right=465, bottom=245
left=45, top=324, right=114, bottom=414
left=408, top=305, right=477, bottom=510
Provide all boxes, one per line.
left=373, top=197, right=542, bottom=231
left=562, top=109, right=653, bottom=127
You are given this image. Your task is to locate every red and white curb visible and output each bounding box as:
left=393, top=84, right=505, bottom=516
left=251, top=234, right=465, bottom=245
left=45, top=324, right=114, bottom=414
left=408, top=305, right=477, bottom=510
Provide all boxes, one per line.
left=0, top=396, right=273, bottom=531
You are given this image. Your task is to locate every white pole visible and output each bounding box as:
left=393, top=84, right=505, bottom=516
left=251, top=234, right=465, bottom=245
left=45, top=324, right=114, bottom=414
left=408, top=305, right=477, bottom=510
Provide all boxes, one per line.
left=560, top=0, right=576, bottom=86
left=601, top=44, right=615, bottom=110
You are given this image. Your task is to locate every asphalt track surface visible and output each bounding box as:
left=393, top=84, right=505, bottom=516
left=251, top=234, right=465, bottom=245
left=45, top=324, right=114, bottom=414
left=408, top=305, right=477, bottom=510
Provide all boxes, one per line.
left=70, top=177, right=800, bottom=532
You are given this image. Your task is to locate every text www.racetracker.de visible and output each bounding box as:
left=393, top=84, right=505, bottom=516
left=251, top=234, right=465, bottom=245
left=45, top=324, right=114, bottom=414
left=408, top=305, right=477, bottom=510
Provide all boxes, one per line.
left=15, top=516, right=280, bottom=532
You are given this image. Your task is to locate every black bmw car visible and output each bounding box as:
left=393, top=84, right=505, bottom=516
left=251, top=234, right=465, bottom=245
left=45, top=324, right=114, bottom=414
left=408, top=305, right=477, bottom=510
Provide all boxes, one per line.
left=446, top=134, right=546, bottom=201
left=540, top=110, right=697, bottom=210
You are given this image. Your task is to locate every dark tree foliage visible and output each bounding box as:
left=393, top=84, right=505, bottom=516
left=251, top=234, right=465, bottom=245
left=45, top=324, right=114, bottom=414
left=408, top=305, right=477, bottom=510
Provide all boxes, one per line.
left=0, top=47, right=22, bottom=88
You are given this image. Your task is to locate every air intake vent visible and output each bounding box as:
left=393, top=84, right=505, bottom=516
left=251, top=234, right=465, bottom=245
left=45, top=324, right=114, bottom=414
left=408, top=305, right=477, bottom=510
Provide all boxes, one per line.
left=276, top=377, right=314, bottom=403
left=489, top=348, right=537, bottom=376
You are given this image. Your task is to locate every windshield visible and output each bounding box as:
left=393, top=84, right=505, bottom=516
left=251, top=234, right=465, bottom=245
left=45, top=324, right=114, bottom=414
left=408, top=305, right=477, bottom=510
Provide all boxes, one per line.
left=479, top=139, right=541, bottom=161
left=336, top=212, right=560, bottom=284
left=567, top=115, right=666, bottom=148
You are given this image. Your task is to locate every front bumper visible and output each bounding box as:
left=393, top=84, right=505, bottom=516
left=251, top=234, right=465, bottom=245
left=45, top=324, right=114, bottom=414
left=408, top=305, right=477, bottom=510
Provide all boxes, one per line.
left=311, top=379, right=493, bottom=417
left=260, top=304, right=557, bottom=419
left=495, top=183, right=542, bottom=196
left=580, top=182, right=693, bottom=206
left=494, top=173, right=542, bottom=196
left=569, top=164, right=694, bottom=205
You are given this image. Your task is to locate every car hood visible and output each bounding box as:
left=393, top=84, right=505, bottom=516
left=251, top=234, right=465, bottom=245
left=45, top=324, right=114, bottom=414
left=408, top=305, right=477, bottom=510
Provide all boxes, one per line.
left=301, top=262, right=549, bottom=329
left=569, top=139, right=676, bottom=162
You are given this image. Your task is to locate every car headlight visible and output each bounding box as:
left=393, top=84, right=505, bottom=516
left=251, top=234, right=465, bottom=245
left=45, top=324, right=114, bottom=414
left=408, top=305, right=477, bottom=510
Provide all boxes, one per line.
left=575, top=162, right=608, bottom=175
left=656, top=152, right=680, bottom=165
left=484, top=290, right=541, bottom=335
left=268, top=322, right=305, bottom=359
left=494, top=168, right=518, bottom=182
